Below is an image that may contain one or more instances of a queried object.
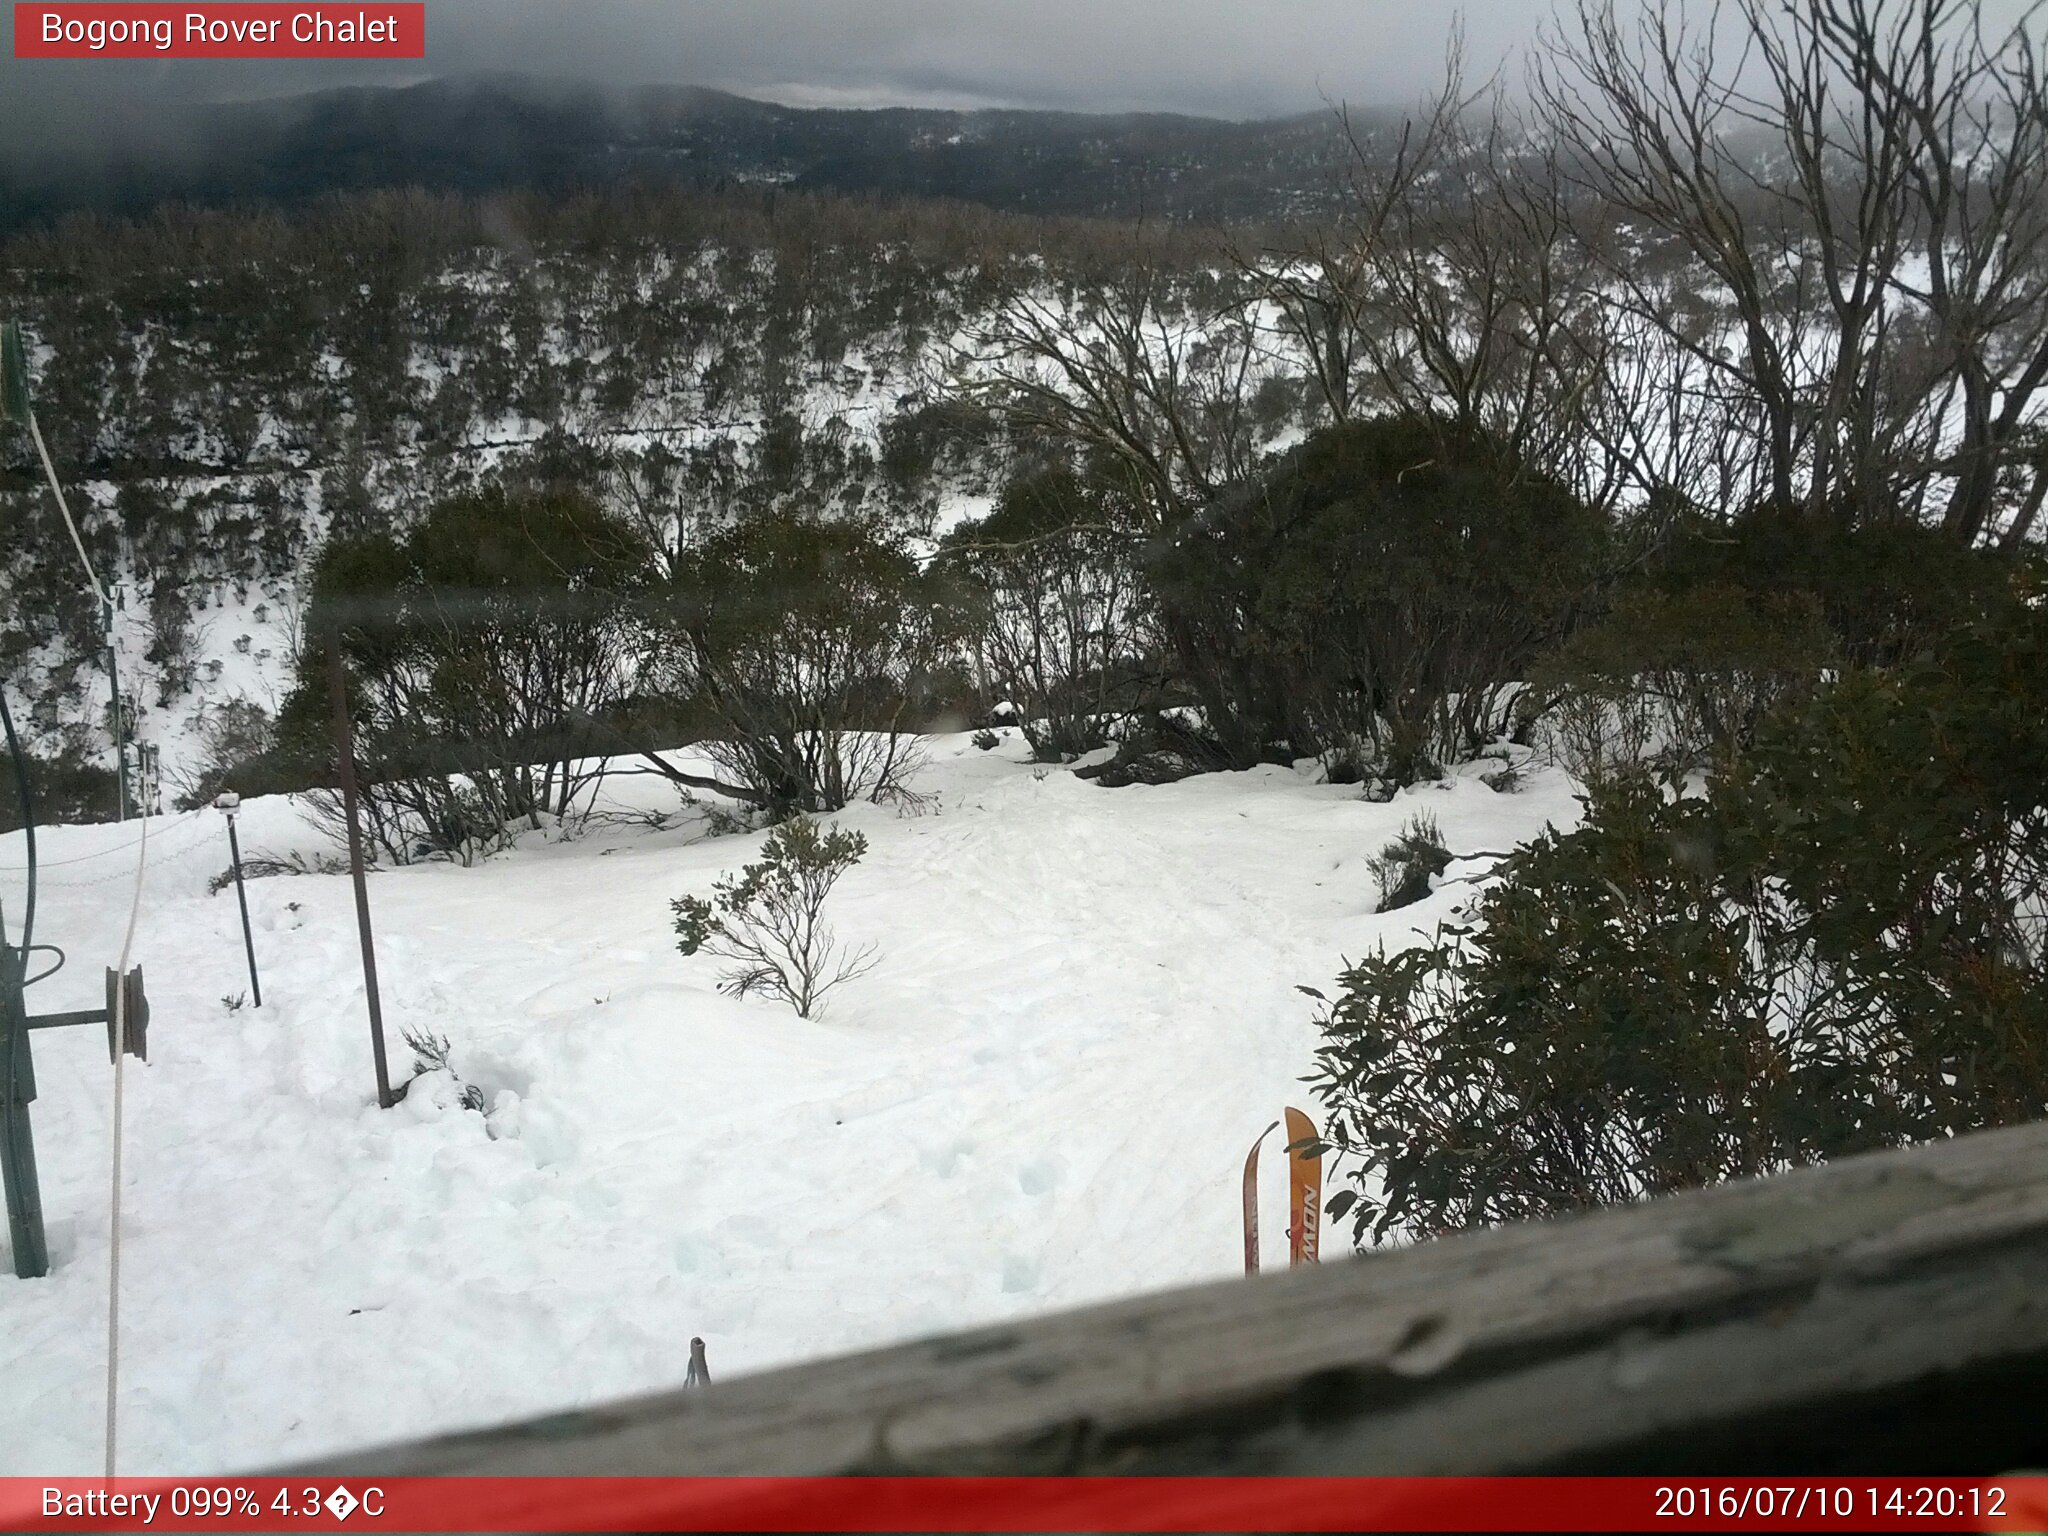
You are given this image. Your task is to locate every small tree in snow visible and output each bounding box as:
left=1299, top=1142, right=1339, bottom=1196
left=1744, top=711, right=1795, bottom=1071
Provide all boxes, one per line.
left=400, top=1025, right=485, bottom=1111
left=1369, top=812, right=1453, bottom=913
left=671, top=817, right=876, bottom=1019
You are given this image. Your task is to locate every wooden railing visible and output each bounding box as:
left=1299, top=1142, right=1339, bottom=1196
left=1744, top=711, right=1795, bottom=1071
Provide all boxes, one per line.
left=300, top=1118, right=2048, bottom=1476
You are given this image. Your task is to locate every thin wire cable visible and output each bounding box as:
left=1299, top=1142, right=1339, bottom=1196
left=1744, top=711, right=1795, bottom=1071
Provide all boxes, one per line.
left=26, top=411, right=107, bottom=607
left=103, top=803, right=148, bottom=1478
left=0, top=812, right=202, bottom=873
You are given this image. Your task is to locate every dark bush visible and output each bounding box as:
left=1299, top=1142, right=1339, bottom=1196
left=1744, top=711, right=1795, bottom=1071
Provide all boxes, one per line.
left=653, top=509, right=965, bottom=815
left=1369, top=812, right=1453, bottom=913
left=1657, top=510, right=2014, bottom=667
left=0, top=745, right=119, bottom=831
left=1152, top=416, right=1609, bottom=785
left=171, top=696, right=276, bottom=810
left=938, top=464, right=1153, bottom=761
left=1532, top=584, right=1835, bottom=778
left=277, top=483, right=651, bottom=862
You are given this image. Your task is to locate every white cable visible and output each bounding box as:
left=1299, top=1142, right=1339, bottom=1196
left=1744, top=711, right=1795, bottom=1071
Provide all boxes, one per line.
left=26, top=410, right=108, bottom=608
left=103, top=807, right=150, bottom=1478
left=20, top=370, right=142, bottom=1471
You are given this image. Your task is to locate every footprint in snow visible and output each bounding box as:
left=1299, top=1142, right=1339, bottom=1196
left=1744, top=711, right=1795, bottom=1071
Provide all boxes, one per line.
left=1017, top=1158, right=1061, bottom=1197
left=918, top=1138, right=975, bottom=1177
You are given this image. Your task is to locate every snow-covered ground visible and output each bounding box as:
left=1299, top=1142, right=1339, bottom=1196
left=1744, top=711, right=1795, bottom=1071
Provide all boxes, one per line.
left=0, top=733, right=1577, bottom=1473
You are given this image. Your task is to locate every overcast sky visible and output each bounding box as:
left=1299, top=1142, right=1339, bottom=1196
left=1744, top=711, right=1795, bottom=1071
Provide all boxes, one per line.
left=1, top=1, right=1550, bottom=162
left=405, top=0, right=1547, bottom=115
left=4, top=0, right=2042, bottom=163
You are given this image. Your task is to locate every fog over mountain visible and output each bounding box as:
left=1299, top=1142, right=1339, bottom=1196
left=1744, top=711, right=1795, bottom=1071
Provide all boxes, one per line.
left=5, top=1, right=1530, bottom=169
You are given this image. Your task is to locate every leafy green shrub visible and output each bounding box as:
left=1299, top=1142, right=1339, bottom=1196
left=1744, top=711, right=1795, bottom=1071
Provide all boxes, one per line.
left=1309, top=590, right=2048, bottom=1247
left=671, top=816, right=876, bottom=1018
left=1369, top=812, right=1453, bottom=913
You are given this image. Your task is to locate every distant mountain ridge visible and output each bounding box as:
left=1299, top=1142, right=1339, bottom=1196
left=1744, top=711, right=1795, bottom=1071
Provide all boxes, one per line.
left=0, top=74, right=1381, bottom=234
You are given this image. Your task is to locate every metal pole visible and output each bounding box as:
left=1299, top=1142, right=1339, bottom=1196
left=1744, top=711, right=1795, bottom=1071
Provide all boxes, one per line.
left=326, top=627, right=397, bottom=1109
left=0, top=684, right=49, bottom=1279
left=223, top=808, right=261, bottom=1008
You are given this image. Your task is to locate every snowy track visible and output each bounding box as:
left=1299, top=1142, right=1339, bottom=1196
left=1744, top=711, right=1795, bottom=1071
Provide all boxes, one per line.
left=0, top=735, right=1577, bottom=1472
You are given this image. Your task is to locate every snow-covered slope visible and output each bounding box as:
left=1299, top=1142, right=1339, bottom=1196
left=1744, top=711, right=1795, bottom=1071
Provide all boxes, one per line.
left=0, top=733, right=1577, bottom=1473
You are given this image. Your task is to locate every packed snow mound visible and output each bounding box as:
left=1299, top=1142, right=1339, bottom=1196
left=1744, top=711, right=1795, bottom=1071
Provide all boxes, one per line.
left=0, top=734, right=1577, bottom=1473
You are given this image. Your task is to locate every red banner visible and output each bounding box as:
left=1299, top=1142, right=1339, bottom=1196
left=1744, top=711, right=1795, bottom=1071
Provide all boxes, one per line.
left=2, top=1477, right=2046, bottom=1532
left=14, top=4, right=424, bottom=59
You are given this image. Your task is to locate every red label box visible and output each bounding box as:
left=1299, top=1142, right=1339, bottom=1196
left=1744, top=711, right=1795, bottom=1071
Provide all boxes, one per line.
left=14, top=3, right=424, bottom=58
left=4, top=1476, right=2048, bottom=1533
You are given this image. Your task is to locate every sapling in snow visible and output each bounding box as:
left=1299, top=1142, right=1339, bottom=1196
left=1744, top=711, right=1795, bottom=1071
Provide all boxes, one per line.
left=1369, top=812, right=1453, bottom=913
left=401, top=1026, right=486, bottom=1111
left=671, top=816, right=877, bottom=1019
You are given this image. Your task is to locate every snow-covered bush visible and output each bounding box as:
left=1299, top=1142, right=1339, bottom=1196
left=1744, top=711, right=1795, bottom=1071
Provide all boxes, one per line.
left=671, top=816, right=877, bottom=1019
left=401, top=1027, right=485, bottom=1112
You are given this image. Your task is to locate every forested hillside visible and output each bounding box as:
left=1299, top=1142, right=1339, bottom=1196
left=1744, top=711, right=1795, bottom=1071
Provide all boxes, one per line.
left=0, top=186, right=1297, bottom=798
left=0, top=75, right=1367, bottom=236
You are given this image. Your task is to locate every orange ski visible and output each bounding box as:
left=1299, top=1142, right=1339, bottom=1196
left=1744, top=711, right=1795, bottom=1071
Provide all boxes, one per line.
left=1241, top=1119, right=1279, bottom=1274
left=1284, top=1106, right=1321, bottom=1265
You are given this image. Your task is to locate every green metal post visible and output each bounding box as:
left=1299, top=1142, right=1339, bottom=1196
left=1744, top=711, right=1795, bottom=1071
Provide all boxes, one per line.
left=1, top=930, right=48, bottom=1280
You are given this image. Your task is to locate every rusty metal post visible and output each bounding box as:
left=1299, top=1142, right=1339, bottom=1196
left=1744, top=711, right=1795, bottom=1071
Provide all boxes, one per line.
left=326, top=625, right=398, bottom=1110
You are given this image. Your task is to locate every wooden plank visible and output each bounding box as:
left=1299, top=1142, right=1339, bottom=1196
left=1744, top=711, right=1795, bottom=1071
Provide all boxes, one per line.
left=297, top=1118, right=2048, bottom=1476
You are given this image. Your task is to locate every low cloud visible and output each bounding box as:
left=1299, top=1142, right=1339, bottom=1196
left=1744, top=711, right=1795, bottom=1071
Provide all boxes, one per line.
left=0, top=1, right=1527, bottom=168
left=4, top=0, right=2040, bottom=172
